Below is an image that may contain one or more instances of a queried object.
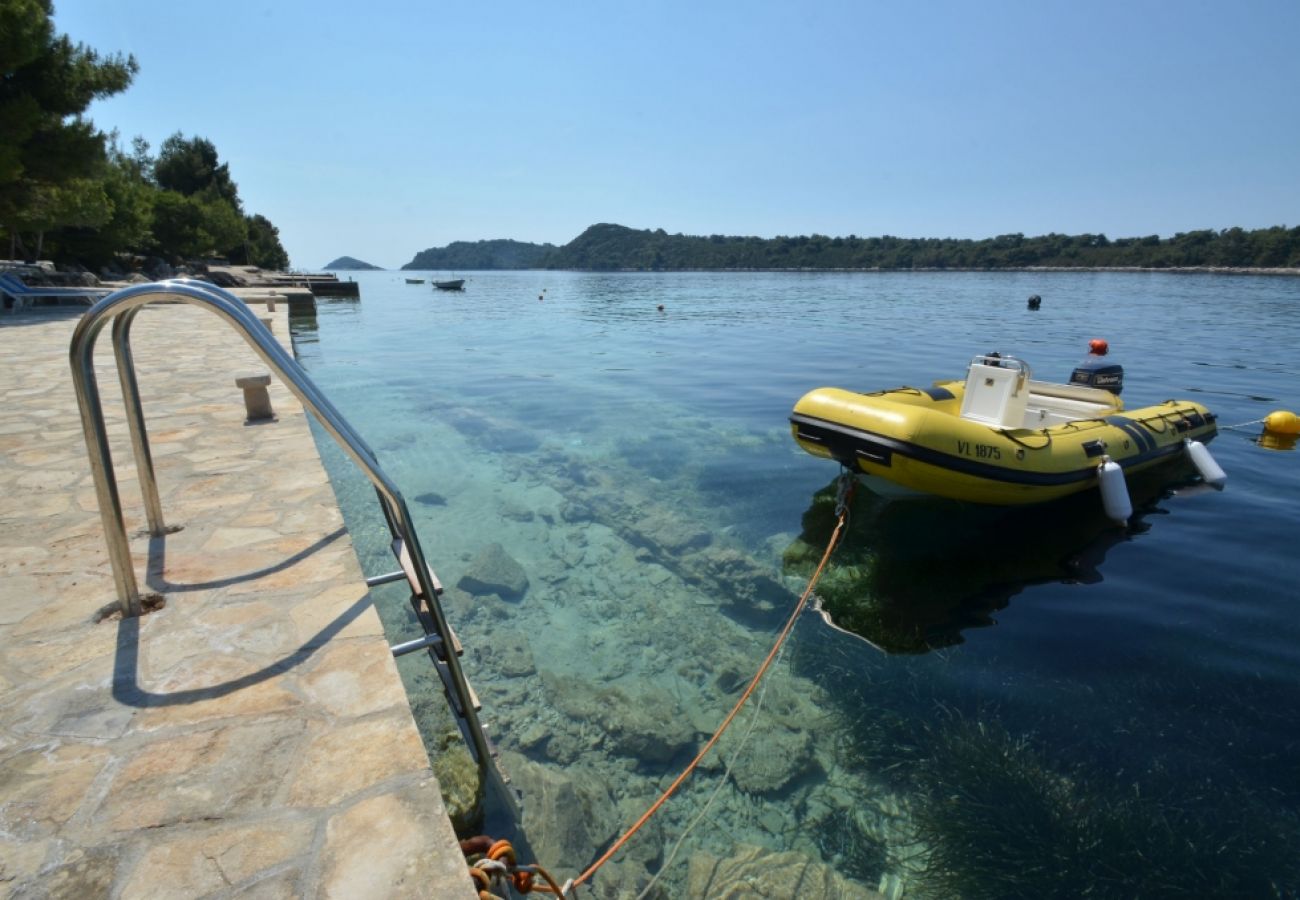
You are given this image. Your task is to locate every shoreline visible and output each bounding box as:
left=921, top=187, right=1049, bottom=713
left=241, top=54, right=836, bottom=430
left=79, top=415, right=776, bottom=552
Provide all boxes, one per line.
left=613, top=265, right=1300, bottom=275
left=373, top=265, right=1300, bottom=276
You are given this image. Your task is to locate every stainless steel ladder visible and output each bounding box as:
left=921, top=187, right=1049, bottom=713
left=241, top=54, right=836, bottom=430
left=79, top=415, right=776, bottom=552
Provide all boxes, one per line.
left=69, top=278, right=515, bottom=813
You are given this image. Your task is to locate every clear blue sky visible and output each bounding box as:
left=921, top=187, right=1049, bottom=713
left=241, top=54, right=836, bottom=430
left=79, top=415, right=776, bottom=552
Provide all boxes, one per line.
left=54, top=0, right=1300, bottom=270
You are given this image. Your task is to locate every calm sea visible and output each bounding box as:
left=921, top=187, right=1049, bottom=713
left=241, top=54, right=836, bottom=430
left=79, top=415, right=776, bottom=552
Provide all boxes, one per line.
left=293, top=270, right=1300, bottom=899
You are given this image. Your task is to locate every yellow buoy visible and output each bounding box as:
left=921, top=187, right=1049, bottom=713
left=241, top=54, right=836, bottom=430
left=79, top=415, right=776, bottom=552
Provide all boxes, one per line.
left=1263, top=410, right=1300, bottom=435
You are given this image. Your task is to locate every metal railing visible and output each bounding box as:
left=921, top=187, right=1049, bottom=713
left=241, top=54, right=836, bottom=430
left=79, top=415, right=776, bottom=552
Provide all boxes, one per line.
left=68, top=278, right=506, bottom=801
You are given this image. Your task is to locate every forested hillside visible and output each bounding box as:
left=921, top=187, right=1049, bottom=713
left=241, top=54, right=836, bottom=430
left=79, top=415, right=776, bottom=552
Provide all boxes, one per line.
left=540, top=223, right=1300, bottom=271
left=403, top=239, right=555, bottom=270
left=402, top=224, right=1300, bottom=272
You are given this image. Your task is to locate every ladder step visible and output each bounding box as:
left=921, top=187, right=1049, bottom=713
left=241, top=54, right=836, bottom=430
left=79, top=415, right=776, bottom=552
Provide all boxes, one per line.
left=390, top=633, right=452, bottom=658
left=434, top=659, right=482, bottom=714
left=365, top=569, right=407, bottom=588
left=389, top=538, right=461, bottom=657
left=391, top=537, right=444, bottom=596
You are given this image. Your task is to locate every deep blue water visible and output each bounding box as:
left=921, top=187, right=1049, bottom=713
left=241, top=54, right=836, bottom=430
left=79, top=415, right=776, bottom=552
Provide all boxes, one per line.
left=294, top=270, right=1300, bottom=898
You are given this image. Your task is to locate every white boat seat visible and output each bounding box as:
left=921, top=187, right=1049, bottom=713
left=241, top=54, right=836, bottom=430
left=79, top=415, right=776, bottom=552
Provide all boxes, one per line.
left=960, top=361, right=1029, bottom=428
left=1026, top=379, right=1121, bottom=407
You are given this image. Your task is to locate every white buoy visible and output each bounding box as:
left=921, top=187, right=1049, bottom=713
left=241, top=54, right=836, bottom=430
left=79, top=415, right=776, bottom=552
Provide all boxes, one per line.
left=1098, top=457, right=1132, bottom=525
left=1185, top=439, right=1227, bottom=489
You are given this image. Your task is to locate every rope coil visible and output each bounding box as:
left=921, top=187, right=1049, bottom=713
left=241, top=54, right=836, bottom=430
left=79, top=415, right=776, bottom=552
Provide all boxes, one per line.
left=464, top=836, right=566, bottom=898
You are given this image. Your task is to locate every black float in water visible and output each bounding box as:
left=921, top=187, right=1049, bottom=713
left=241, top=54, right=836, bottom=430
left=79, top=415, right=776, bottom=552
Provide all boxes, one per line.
left=1027, top=294, right=1041, bottom=310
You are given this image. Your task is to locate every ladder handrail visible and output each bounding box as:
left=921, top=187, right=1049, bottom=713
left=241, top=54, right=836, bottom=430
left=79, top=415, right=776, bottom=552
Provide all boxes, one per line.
left=68, top=279, right=501, bottom=792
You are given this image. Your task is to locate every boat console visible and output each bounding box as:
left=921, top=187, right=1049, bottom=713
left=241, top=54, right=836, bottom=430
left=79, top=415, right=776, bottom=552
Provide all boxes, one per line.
left=959, top=355, right=1031, bottom=427
left=960, top=355, right=1121, bottom=429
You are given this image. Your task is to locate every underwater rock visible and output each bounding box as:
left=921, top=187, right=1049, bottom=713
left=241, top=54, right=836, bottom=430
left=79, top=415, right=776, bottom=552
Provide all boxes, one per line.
left=615, top=430, right=684, bottom=480
left=501, top=751, right=618, bottom=872
left=440, top=584, right=472, bottom=618
left=540, top=673, right=695, bottom=764
left=525, top=446, right=797, bottom=620
left=687, top=844, right=883, bottom=899
left=551, top=532, right=586, bottom=568
left=488, top=629, right=536, bottom=677
left=707, top=723, right=818, bottom=795
left=560, top=500, right=593, bottom=523
left=538, top=726, right=585, bottom=766
left=586, top=860, right=670, bottom=900
left=600, top=689, right=695, bottom=763
left=458, top=542, right=529, bottom=600
left=499, top=497, right=535, bottom=522
left=444, top=407, right=541, bottom=453
left=514, top=719, right=551, bottom=753
left=442, top=584, right=514, bottom=628
left=690, top=546, right=791, bottom=615
left=636, top=509, right=712, bottom=554
left=400, top=665, right=485, bottom=831
left=434, top=738, right=484, bottom=834
left=614, top=795, right=665, bottom=872
left=713, top=666, right=748, bottom=696
left=642, top=563, right=674, bottom=587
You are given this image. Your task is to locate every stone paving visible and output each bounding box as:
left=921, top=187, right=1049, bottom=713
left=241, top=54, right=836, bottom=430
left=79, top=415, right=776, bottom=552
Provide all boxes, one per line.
left=0, top=300, right=474, bottom=898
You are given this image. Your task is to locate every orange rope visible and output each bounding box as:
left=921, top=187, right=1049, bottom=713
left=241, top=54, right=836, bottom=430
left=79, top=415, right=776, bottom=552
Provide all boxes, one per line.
left=571, top=478, right=854, bottom=890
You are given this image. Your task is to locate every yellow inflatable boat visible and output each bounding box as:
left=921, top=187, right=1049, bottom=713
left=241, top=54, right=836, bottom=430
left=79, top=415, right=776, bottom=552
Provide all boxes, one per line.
left=790, top=355, right=1222, bottom=518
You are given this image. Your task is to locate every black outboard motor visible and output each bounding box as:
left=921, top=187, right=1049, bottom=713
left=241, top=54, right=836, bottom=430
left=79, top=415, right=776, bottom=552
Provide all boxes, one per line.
left=1027, top=294, right=1041, bottom=310
left=1070, top=338, right=1123, bottom=395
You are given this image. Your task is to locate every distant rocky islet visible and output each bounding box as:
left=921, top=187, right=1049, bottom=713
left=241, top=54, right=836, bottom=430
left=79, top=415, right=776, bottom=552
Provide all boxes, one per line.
left=323, top=255, right=382, bottom=270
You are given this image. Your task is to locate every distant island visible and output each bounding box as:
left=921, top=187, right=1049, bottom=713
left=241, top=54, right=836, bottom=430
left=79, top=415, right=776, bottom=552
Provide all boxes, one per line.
left=403, top=223, right=1300, bottom=272
left=403, top=239, right=556, bottom=271
left=324, top=256, right=382, bottom=270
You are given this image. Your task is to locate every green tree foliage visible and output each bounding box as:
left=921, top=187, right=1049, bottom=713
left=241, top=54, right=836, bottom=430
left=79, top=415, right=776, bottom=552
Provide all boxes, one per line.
left=10, top=177, right=111, bottom=257
left=150, top=132, right=245, bottom=262
left=0, top=0, right=136, bottom=257
left=1, top=2, right=290, bottom=272
left=53, top=135, right=156, bottom=265
left=153, top=132, right=240, bottom=208
left=239, top=213, right=289, bottom=270
left=150, top=189, right=245, bottom=261
left=45, top=132, right=287, bottom=269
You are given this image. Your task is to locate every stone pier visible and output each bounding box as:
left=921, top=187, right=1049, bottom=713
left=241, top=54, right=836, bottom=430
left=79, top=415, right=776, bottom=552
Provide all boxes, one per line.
left=0, top=303, right=474, bottom=898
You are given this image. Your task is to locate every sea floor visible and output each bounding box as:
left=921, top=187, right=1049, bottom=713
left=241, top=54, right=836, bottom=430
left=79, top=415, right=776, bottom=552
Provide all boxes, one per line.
left=322, top=402, right=907, bottom=898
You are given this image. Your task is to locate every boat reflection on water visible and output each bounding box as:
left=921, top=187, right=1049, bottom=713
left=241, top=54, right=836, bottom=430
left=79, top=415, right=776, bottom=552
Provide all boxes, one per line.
left=783, top=461, right=1204, bottom=654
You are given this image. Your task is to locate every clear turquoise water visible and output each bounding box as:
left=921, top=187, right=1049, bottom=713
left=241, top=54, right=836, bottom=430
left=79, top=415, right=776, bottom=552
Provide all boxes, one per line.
left=294, top=270, right=1300, bottom=898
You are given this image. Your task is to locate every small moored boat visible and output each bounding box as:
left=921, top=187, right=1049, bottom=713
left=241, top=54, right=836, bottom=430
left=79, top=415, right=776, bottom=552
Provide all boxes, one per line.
left=433, top=279, right=465, bottom=291
left=790, top=354, right=1223, bottom=521
left=405, top=278, right=425, bottom=284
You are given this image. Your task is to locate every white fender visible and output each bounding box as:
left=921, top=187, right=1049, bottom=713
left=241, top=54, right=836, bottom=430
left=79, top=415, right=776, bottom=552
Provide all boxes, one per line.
left=1185, top=439, right=1227, bottom=489
left=1098, top=457, right=1132, bottom=525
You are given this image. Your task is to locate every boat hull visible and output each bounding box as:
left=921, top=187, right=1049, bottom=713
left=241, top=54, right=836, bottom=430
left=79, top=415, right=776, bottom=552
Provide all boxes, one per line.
left=790, top=382, right=1218, bottom=506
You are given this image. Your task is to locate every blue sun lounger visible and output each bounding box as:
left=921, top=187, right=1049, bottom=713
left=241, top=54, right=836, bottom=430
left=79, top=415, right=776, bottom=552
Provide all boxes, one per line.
left=0, top=272, right=113, bottom=309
